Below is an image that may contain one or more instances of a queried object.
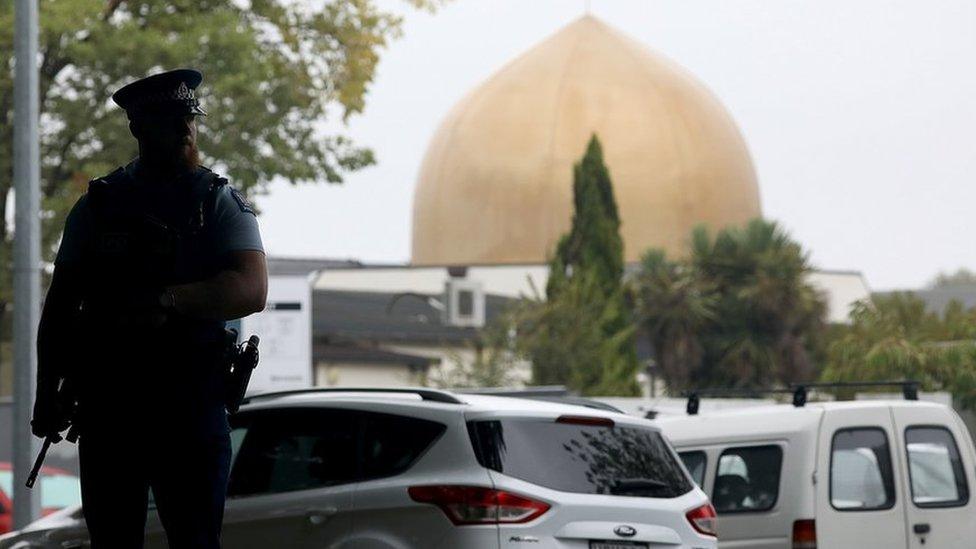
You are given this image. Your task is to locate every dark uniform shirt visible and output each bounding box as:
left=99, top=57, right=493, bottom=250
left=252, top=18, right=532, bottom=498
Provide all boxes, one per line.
left=55, top=158, right=263, bottom=436
left=56, top=159, right=264, bottom=265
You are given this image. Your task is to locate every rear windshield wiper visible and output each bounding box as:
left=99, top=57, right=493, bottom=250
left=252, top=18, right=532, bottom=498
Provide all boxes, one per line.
left=611, top=478, right=669, bottom=495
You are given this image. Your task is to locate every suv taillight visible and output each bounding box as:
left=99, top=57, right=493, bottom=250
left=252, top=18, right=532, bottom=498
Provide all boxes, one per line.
left=408, top=485, right=550, bottom=525
left=793, top=519, right=816, bottom=549
left=686, top=502, right=717, bottom=537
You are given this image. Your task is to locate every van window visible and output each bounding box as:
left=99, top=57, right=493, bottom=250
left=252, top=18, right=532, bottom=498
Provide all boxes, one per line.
left=830, top=428, right=896, bottom=511
left=679, top=451, right=707, bottom=487
left=468, top=419, right=692, bottom=498
left=713, top=445, right=782, bottom=513
left=905, top=426, right=969, bottom=508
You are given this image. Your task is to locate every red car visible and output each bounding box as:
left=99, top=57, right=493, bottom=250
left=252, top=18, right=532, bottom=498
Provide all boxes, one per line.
left=0, top=463, right=81, bottom=534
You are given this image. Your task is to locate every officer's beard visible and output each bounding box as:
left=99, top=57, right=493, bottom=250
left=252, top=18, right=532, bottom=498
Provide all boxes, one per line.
left=176, top=139, right=201, bottom=174
left=140, top=139, right=200, bottom=179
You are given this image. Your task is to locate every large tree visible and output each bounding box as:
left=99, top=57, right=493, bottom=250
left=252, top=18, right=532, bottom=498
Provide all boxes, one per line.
left=524, top=135, right=639, bottom=396
left=0, top=0, right=439, bottom=306
left=0, top=0, right=440, bottom=396
left=633, top=219, right=827, bottom=391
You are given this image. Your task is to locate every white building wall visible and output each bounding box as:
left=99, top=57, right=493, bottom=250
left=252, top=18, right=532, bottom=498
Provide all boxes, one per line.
left=315, top=263, right=871, bottom=324
left=314, top=264, right=550, bottom=299
left=315, top=361, right=425, bottom=387
left=806, top=270, right=872, bottom=324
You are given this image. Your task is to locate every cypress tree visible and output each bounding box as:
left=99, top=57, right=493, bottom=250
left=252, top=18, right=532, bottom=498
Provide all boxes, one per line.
left=529, top=135, right=639, bottom=395
left=547, top=136, right=624, bottom=299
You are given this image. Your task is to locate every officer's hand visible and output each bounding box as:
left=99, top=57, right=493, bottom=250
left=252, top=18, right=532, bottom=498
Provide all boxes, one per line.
left=31, top=394, right=70, bottom=439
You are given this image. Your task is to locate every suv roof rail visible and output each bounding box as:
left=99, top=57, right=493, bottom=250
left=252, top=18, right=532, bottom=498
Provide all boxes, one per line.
left=240, top=387, right=466, bottom=406
left=682, top=380, right=920, bottom=415
left=458, top=385, right=569, bottom=397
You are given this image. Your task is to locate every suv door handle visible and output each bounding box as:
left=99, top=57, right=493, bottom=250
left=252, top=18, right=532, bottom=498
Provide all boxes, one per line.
left=305, top=507, right=338, bottom=526
left=913, top=523, right=931, bottom=535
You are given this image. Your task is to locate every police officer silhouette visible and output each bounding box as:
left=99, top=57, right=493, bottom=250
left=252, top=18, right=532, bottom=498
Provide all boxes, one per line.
left=31, top=68, right=268, bottom=548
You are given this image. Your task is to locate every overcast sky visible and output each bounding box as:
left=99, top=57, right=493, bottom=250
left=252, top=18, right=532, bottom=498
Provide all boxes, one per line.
left=256, top=0, right=976, bottom=291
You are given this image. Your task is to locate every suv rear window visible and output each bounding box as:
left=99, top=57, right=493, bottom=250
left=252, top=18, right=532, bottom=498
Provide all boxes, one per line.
left=468, top=418, right=692, bottom=498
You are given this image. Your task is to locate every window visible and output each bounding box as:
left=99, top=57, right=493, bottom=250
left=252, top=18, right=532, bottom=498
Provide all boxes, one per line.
left=713, top=446, right=782, bottom=513
left=830, top=428, right=896, bottom=511
left=468, top=419, right=692, bottom=498
left=361, top=412, right=446, bottom=481
left=458, top=290, right=474, bottom=317
left=679, top=451, right=707, bottom=487
left=905, top=426, right=969, bottom=508
left=228, top=409, right=360, bottom=497
left=226, top=408, right=446, bottom=497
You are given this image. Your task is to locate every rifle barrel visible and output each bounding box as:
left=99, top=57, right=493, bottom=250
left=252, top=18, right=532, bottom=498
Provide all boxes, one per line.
left=26, top=437, right=53, bottom=488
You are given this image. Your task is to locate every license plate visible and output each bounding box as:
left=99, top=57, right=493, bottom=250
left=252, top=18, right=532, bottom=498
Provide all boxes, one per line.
left=590, top=542, right=649, bottom=549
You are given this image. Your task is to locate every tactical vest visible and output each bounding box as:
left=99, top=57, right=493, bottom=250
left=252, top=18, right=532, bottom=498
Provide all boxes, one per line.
left=80, top=165, right=228, bottom=347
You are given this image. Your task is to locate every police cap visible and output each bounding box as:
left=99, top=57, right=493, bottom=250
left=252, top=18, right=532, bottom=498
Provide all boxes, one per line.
left=112, top=68, right=208, bottom=119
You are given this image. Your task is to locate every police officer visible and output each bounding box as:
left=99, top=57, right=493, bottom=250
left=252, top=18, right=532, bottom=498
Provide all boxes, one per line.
left=31, top=68, right=268, bottom=548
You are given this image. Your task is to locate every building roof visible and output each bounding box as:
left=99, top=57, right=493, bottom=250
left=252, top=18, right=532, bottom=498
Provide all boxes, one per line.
left=412, top=15, right=760, bottom=265
left=879, top=286, right=976, bottom=314
left=268, top=256, right=362, bottom=277
left=313, top=289, right=515, bottom=345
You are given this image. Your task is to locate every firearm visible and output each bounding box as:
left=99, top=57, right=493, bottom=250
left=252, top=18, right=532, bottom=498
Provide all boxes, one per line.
left=223, top=329, right=260, bottom=414
left=26, top=378, right=80, bottom=489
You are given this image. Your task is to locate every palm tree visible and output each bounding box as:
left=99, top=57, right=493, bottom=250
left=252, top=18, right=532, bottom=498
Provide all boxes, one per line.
left=634, top=219, right=827, bottom=390
left=631, top=250, right=716, bottom=392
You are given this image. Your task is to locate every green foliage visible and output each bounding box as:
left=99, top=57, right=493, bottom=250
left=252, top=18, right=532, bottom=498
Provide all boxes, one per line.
left=0, top=0, right=441, bottom=308
left=516, top=273, right=638, bottom=395
left=520, top=135, right=639, bottom=396
left=633, top=219, right=827, bottom=392
left=929, top=268, right=976, bottom=289
left=426, top=321, right=525, bottom=389
left=546, top=136, right=623, bottom=299
left=631, top=250, right=716, bottom=390
left=822, top=293, right=976, bottom=408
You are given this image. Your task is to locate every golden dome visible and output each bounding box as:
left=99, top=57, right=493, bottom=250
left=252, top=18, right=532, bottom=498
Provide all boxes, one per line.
left=411, top=15, right=761, bottom=265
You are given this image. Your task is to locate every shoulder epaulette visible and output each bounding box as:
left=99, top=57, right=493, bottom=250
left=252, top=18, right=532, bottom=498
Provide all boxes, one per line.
left=87, top=167, right=128, bottom=197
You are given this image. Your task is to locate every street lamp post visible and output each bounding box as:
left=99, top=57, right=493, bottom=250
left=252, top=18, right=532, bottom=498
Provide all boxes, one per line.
left=13, top=0, right=42, bottom=529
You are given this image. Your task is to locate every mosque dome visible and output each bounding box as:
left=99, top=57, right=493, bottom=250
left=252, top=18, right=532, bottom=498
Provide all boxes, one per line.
left=411, top=15, right=761, bottom=265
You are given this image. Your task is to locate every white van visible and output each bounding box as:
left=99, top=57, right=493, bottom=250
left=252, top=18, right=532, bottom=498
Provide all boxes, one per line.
left=654, top=392, right=976, bottom=548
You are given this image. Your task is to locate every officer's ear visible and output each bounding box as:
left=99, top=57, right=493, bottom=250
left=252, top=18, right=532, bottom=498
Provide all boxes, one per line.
left=128, top=119, right=143, bottom=140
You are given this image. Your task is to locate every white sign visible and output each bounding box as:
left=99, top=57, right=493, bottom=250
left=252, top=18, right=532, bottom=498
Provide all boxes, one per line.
left=239, top=274, right=313, bottom=393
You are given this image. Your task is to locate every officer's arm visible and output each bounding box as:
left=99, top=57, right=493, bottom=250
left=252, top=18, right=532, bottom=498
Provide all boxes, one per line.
left=37, top=265, right=86, bottom=398
left=36, top=196, right=89, bottom=402
left=165, top=250, right=268, bottom=320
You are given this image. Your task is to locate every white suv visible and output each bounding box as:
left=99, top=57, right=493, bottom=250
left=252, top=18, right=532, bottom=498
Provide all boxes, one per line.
left=0, top=388, right=717, bottom=549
